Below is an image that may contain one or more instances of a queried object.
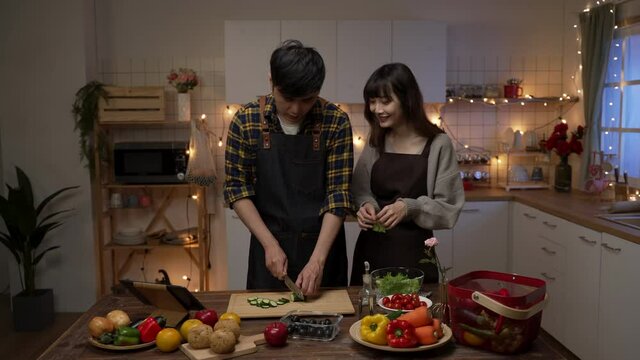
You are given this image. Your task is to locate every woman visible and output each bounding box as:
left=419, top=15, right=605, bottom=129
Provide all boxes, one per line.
left=350, top=63, right=464, bottom=285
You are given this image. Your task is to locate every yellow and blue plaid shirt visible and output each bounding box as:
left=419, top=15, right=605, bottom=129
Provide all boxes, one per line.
left=224, top=94, right=355, bottom=217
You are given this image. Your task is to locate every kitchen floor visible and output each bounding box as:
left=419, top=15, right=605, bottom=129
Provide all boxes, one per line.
left=0, top=295, right=81, bottom=360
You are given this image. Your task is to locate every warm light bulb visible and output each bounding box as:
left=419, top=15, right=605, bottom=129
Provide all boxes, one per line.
left=573, top=24, right=578, bottom=28
left=448, top=98, right=454, bottom=103
left=483, top=98, right=488, bottom=102
left=182, top=275, right=189, bottom=280
left=195, top=289, right=199, bottom=292
left=605, top=131, right=609, bottom=135
left=497, top=159, right=502, bottom=164
left=218, top=137, right=223, bottom=147
left=201, top=114, right=206, bottom=120
left=469, top=99, right=474, bottom=103
left=191, top=194, right=198, bottom=200
left=544, top=102, right=548, bottom=106
left=185, top=149, right=190, bottom=155
left=561, top=118, right=567, bottom=124
left=226, top=105, right=233, bottom=115
left=464, top=144, right=469, bottom=149
left=520, top=102, right=525, bottom=106
left=613, top=57, right=618, bottom=61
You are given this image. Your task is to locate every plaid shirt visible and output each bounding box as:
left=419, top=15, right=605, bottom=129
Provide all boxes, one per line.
left=224, top=95, right=355, bottom=217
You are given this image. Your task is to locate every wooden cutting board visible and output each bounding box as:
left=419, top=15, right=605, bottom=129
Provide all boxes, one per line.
left=226, top=289, right=355, bottom=318
left=180, top=333, right=265, bottom=360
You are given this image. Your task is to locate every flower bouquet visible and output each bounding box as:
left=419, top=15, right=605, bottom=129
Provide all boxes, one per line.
left=545, top=122, right=584, bottom=192
left=167, top=68, right=199, bottom=93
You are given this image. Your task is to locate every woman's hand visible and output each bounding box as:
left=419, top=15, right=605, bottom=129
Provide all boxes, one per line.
left=377, top=200, right=407, bottom=230
left=264, top=243, right=288, bottom=280
left=356, top=203, right=377, bottom=230
left=296, top=260, right=323, bottom=296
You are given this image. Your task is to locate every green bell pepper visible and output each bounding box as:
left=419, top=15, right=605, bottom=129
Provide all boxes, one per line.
left=113, top=326, right=141, bottom=346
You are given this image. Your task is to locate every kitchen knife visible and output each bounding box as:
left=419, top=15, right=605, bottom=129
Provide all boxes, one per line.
left=283, top=275, right=305, bottom=301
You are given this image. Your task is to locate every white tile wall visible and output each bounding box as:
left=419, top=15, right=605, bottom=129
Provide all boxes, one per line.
left=100, top=54, right=579, bottom=188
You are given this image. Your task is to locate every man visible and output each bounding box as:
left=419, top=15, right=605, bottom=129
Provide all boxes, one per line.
left=223, top=40, right=354, bottom=295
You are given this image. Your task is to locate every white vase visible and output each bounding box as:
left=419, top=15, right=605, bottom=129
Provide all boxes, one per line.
left=177, top=92, right=191, bottom=122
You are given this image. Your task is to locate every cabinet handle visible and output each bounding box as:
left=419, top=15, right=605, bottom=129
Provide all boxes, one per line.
left=542, top=221, right=557, bottom=229
left=462, top=209, right=480, bottom=213
left=601, top=242, right=621, bottom=253
left=540, top=272, right=556, bottom=281
left=541, top=247, right=556, bottom=255
left=578, top=236, right=597, bottom=245
left=523, top=213, right=537, bottom=219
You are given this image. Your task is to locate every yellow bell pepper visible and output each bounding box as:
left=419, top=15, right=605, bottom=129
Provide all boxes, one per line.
left=360, top=314, right=390, bottom=345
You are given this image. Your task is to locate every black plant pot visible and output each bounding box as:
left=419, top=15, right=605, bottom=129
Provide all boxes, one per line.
left=12, top=288, right=54, bottom=331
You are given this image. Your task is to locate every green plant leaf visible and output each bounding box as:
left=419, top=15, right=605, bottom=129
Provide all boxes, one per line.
left=35, top=186, right=78, bottom=218
left=0, top=232, right=22, bottom=264
left=29, top=221, right=63, bottom=250
left=33, top=245, right=60, bottom=265
left=37, top=209, right=73, bottom=227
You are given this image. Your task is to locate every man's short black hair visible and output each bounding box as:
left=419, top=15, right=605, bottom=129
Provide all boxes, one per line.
left=270, top=39, right=325, bottom=98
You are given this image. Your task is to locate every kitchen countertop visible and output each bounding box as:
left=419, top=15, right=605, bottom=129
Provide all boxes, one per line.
left=38, top=286, right=575, bottom=359
left=464, top=188, right=640, bottom=244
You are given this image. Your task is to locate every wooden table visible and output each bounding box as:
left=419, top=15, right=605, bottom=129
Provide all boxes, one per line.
left=39, top=286, right=575, bottom=359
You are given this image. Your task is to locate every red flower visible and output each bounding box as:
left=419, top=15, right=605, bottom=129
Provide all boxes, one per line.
left=546, top=123, right=584, bottom=159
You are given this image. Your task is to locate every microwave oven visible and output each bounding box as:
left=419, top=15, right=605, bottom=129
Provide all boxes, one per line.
left=113, top=141, right=189, bottom=184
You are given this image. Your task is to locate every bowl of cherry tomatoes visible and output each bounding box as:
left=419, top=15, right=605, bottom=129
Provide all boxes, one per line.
left=378, top=293, right=433, bottom=312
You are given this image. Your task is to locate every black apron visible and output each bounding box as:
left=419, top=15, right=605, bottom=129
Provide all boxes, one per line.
left=246, top=97, right=348, bottom=290
left=350, top=137, right=438, bottom=285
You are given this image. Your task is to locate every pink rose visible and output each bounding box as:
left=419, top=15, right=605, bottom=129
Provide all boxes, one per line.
left=424, top=237, right=439, bottom=248
left=167, top=71, right=178, bottom=81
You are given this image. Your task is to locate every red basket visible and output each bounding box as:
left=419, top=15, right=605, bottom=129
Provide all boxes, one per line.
left=447, top=270, right=547, bottom=354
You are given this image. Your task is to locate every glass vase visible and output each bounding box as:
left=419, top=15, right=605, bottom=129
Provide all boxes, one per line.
left=431, top=276, right=450, bottom=325
left=177, top=92, right=191, bottom=122
left=554, top=157, right=572, bottom=192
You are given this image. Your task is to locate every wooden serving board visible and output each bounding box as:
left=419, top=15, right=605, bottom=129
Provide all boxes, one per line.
left=180, top=333, right=265, bottom=360
left=226, top=289, right=355, bottom=318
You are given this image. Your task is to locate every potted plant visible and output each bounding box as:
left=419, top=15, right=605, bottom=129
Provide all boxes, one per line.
left=0, top=166, right=78, bottom=331
left=72, top=80, right=108, bottom=177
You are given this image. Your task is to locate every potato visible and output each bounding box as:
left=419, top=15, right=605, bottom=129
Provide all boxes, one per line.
left=106, top=309, right=130, bottom=329
left=214, top=319, right=240, bottom=340
left=210, top=329, right=236, bottom=354
left=188, top=324, right=214, bottom=349
left=88, top=316, right=114, bottom=338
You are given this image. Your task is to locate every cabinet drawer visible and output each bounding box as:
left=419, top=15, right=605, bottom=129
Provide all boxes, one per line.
left=533, top=236, right=566, bottom=274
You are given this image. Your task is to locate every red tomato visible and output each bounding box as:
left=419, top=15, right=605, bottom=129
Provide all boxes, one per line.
left=419, top=301, right=427, bottom=307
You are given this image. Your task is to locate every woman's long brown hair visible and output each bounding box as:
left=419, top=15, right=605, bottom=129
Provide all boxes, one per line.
left=363, top=63, right=444, bottom=152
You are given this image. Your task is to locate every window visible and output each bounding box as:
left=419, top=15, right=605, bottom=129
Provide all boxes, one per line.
left=601, top=23, right=640, bottom=187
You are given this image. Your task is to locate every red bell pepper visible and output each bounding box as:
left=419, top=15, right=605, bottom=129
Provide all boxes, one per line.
left=386, top=319, right=418, bottom=348
left=138, top=316, right=162, bottom=343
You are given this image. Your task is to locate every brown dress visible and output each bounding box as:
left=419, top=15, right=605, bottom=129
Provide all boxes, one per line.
left=350, top=138, right=438, bottom=285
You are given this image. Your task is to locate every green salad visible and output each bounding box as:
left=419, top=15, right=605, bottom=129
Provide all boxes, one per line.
left=375, top=272, right=421, bottom=295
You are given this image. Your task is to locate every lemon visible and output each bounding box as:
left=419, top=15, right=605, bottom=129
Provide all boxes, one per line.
left=156, top=328, right=182, bottom=352
left=219, top=312, right=241, bottom=325
left=462, top=331, right=486, bottom=346
left=179, top=319, right=203, bottom=341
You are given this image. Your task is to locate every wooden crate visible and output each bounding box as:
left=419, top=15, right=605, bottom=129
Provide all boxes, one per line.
left=99, top=86, right=165, bottom=123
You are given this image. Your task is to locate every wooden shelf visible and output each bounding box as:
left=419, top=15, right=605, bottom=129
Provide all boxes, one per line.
left=104, top=242, right=200, bottom=250
left=446, top=95, right=579, bottom=106
left=498, top=182, right=551, bottom=191
left=104, top=183, right=197, bottom=189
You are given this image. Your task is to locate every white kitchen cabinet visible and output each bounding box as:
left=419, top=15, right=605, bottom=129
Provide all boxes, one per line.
left=392, top=21, right=446, bottom=103
left=336, top=21, right=392, bottom=103
left=598, top=233, right=640, bottom=360
left=225, top=20, right=446, bottom=104
left=451, top=201, right=509, bottom=278
left=281, top=21, right=337, bottom=101
left=225, top=208, right=251, bottom=290
left=510, top=203, right=566, bottom=341
left=564, top=222, right=601, bottom=360
left=224, top=21, right=281, bottom=104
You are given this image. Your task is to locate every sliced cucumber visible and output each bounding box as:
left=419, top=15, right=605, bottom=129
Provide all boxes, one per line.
left=269, top=300, right=278, bottom=307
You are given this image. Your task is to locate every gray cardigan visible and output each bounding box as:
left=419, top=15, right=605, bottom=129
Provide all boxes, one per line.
left=352, top=133, right=465, bottom=230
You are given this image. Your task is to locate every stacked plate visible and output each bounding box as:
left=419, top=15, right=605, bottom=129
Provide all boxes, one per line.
left=113, top=228, right=145, bottom=245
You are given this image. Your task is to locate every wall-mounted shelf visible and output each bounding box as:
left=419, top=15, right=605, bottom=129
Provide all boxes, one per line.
left=446, top=95, right=579, bottom=107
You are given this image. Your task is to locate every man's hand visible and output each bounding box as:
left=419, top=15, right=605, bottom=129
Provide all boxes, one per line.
left=264, top=243, right=288, bottom=280
left=377, top=200, right=407, bottom=230
left=296, top=259, right=324, bottom=296
left=356, top=202, right=377, bottom=230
